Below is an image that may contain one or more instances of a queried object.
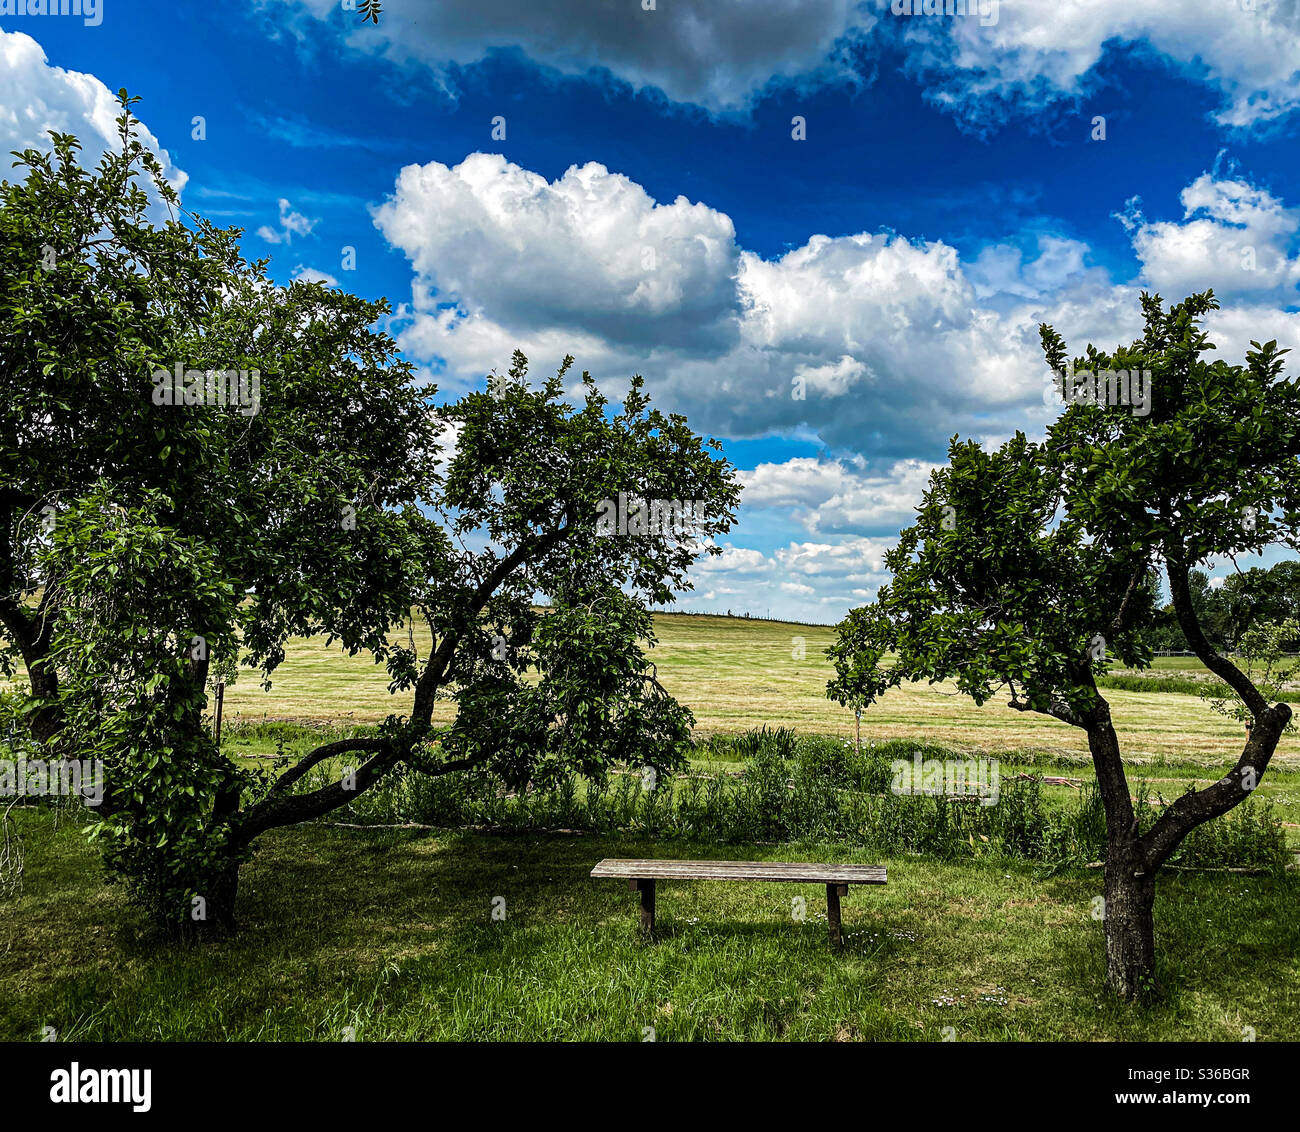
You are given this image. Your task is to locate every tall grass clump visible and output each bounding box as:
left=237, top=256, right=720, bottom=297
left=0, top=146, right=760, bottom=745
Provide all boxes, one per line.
left=269, top=725, right=1287, bottom=874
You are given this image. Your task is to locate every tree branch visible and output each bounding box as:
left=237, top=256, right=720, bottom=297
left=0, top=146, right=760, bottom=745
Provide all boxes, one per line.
left=264, top=737, right=391, bottom=799
left=411, top=519, right=572, bottom=724
left=1007, top=690, right=1088, bottom=729
left=236, top=742, right=401, bottom=842
left=1140, top=699, right=1291, bottom=870
left=1168, top=559, right=1268, bottom=718
left=1110, top=561, right=1146, bottom=636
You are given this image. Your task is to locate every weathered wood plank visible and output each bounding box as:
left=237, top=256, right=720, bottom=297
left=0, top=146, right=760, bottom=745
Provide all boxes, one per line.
left=590, top=859, right=886, bottom=884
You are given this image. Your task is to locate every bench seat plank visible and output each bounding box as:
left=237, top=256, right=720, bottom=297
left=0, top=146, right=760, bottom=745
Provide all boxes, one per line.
left=590, top=859, right=886, bottom=885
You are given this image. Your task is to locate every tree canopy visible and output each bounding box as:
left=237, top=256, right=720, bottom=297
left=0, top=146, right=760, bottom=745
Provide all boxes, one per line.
left=1, top=99, right=739, bottom=930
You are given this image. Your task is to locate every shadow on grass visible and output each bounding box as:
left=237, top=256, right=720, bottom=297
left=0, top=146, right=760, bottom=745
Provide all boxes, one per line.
left=3, top=818, right=1297, bottom=1040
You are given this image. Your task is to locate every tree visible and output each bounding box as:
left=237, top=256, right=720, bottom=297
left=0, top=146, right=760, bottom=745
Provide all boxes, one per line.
left=1, top=94, right=437, bottom=757
left=4, top=105, right=740, bottom=931
left=828, top=291, right=1298, bottom=1000
left=1218, top=562, right=1300, bottom=650
left=1148, top=560, right=1300, bottom=653
left=1200, top=617, right=1300, bottom=729
left=3, top=97, right=446, bottom=924
left=43, top=352, right=736, bottom=931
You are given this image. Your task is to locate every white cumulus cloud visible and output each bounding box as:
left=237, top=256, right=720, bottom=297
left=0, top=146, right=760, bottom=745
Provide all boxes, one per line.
left=257, top=197, right=318, bottom=244
left=892, top=0, right=1300, bottom=130
left=0, top=31, right=186, bottom=197
left=374, top=154, right=741, bottom=355
left=1122, top=170, right=1300, bottom=303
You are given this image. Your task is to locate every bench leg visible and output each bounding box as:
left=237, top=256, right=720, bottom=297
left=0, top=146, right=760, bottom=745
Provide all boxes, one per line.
left=636, top=878, right=655, bottom=935
left=826, top=883, right=845, bottom=948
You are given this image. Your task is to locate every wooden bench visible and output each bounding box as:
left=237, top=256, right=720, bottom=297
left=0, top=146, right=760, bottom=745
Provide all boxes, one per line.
left=590, top=858, right=887, bottom=947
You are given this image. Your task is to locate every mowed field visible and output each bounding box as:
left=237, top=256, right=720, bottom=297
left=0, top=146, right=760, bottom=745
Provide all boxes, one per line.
left=222, top=610, right=1299, bottom=769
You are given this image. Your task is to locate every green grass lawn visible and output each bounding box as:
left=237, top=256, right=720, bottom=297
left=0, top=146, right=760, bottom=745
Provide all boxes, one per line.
left=2, top=812, right=1295, bottom=1042
left=4, top=611, right=1298, bottom=1041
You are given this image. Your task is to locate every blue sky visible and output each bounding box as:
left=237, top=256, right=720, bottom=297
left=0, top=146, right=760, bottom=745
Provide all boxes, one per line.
left=5, top=0, right=1300, bottom=621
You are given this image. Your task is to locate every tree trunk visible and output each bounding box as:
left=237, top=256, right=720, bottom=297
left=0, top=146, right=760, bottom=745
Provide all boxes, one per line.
left=183, top=857, right=240, bottom=938
left=205, top=859, right=241, bottom=932
left=26, top=657, right=63, bottom=746
left=1103, top=839, right=1158, bottom=1001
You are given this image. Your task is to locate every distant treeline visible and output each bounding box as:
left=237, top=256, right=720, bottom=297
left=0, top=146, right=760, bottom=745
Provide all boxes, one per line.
left=1146, top=561, right=1300, bottom=653
left=533, top=602, right=837, bottom=629
left=652, top=608, right=837, bottom=628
